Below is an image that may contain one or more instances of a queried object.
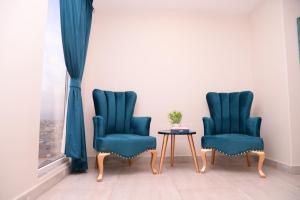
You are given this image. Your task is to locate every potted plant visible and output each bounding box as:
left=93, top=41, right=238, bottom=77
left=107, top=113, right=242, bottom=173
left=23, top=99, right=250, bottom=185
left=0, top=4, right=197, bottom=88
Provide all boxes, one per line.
left=168, top=111, right=182, bottom=128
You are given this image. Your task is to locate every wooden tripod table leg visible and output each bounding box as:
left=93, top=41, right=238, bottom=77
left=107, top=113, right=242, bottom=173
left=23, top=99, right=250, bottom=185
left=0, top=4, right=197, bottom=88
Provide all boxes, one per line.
left=159, top=134, right=169, bottom=173
left=187, top=135, right=200, bottom=173
left=170, top=135, right=175, bottom=167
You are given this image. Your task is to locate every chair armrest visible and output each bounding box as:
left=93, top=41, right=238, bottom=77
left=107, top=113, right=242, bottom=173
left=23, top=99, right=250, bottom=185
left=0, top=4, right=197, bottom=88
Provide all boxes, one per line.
left=93, top=115, right=105, bottom=140
left=246, top=117, right=262, bottom=137
left=203, top=117, right=215, bottom=136
left=131, top=117, right=151, bottom=136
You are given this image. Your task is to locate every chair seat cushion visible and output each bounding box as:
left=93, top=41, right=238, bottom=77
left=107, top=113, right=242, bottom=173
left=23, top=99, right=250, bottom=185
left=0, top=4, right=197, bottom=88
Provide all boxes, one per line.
left=94, top=134, right=156, bottom=158
left=201, top=134, right=264, bottom=156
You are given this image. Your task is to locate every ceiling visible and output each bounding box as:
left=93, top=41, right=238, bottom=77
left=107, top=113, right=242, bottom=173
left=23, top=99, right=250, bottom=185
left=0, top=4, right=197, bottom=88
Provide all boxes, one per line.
left=94, top=0, right=263, bottom=15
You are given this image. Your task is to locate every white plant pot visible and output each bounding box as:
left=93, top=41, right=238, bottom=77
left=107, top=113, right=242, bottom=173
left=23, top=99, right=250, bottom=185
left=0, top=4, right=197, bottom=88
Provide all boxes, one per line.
left=171, top=123, right=181, bottom=128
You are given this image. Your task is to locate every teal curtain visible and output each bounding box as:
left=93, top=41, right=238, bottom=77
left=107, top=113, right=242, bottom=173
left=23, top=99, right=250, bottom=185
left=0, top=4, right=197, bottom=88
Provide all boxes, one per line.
left=60, top=0, right=93, bottom=172
left=297, top=17, right=300, bottom=61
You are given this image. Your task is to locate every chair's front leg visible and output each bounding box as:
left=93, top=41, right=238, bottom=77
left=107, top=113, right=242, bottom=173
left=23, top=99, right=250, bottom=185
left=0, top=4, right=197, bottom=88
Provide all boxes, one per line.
left=148, top=150, right=158, bottom=174
left=200, top=149, right=211, bottom=173
left=96, top=152, right=110, bottom=182
left=251, top=151, right=266, bottom=178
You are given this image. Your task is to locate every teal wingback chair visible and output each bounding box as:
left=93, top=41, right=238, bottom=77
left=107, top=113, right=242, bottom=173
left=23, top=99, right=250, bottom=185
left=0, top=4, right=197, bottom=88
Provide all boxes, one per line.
left=93, top=89, right=158, bottom=181
left=200, top=91, right=266, bottom=177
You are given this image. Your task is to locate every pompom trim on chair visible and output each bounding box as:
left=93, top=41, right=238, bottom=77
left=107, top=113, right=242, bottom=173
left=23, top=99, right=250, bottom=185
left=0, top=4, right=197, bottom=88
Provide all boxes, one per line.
left=201, top=147, right=264, bottom=157
left=98, top=148, right=157, bottom=160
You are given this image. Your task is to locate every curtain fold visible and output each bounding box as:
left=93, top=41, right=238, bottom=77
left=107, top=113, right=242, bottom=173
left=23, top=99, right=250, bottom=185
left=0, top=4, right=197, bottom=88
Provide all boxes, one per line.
left=297, top=17, right=300, bottom=61
left=60, top=0, right=93, bottom=172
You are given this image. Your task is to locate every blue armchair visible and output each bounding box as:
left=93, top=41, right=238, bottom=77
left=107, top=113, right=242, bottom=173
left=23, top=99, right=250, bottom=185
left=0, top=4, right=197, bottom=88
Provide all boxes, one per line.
left=93, top=89, right=158, bottom=181
left=200, top=91, right=266, bottom=177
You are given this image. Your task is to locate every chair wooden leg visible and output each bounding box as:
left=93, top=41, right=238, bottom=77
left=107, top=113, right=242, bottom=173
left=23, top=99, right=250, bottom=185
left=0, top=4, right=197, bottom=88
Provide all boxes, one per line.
left=96, top=153, right=110, bottom=182
left=128, top=159, right=132, bottom=167
left=149, top=150, right=158, bottom=174
left=251, top=151, right=266, bottom=178
left=211, top=149, right=216, bottom=165
left=95, top=156, right=98, bottom=169
left=246, top=152, right=251, bottom=167
left=257, top=151, right=266, bottom=178
left=200, top=149, right=211, bottom=173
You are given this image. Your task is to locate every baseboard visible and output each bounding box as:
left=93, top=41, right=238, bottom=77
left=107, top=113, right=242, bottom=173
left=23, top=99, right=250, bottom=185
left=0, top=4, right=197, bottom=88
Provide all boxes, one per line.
left=15, top=161, right=70, bottom=200
left=264, top=158, right=300, bottom=174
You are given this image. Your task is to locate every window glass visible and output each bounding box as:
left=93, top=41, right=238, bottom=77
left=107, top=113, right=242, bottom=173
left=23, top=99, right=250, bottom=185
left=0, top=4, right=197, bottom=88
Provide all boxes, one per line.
left=38, top=0, right=67, bottom=168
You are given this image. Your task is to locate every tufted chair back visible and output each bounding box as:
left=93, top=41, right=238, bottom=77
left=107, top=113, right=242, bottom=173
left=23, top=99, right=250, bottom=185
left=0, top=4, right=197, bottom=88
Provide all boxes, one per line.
left=206, top=91, right=253, bottom=134
left=93, top=89, right=137, bottom=134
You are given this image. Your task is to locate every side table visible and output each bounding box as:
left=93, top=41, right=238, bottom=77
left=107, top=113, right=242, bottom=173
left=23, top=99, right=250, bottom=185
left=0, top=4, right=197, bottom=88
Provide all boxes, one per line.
left=158, top=130, right=200, bottom=173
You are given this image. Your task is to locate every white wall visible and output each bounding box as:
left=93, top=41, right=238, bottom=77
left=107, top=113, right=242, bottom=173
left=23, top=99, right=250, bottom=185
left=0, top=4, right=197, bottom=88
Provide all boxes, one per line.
left=250, top=0, right=293, bottom=166
left=282, top=0, right=300, bottom=166
left=0, top=1, right=48, bottom=199
left=83, top=9, right=254, bottom=157
left=250, top=0, right=300, bottom=167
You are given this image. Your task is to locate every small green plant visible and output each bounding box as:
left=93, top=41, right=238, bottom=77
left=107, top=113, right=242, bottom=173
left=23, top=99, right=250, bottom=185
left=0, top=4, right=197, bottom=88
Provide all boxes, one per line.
left=168, top=111, right=182, bottom=124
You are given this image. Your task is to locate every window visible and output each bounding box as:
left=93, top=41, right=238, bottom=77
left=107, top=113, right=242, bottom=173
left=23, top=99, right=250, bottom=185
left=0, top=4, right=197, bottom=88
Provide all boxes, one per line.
left=38, top=0, right=67, bottom=168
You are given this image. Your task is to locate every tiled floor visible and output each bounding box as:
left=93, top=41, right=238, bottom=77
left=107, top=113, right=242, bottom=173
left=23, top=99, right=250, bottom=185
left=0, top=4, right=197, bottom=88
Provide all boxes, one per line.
left=37, top=156, right=300, bottom=200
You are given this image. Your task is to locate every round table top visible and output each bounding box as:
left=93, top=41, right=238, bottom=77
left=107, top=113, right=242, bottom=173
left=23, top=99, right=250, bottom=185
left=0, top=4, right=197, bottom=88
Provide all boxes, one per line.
left=158, top=130, right=196, bottom=135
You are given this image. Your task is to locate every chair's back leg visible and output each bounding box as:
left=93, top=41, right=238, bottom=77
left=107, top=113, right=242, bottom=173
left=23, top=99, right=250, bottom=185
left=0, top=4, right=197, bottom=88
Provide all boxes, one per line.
left=246, top=153, right=251, bottom=167
left=211, top=149, right=216, bottom=165
left=128, top=159, right=132, bottom=167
